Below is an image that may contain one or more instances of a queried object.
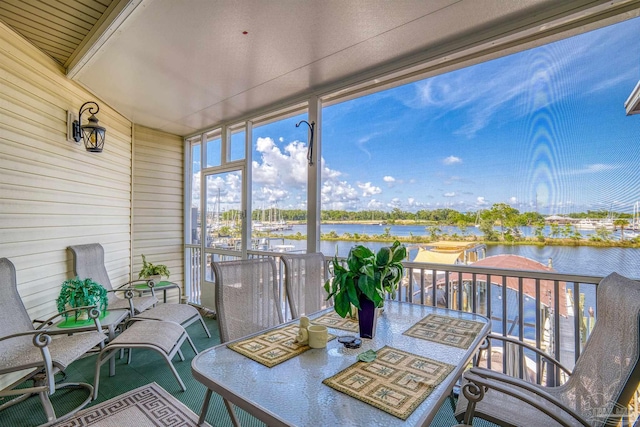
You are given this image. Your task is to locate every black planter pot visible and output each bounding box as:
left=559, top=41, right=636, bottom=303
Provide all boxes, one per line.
left=358, top=297, right=378, bottom=339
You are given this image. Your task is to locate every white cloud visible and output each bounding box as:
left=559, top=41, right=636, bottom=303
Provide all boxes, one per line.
left=387, top=198, right=403, bottom=209
left=321, top=180, right=360, bottom=210
left=509, top=196, right=518, bottom=204
left=367, top=199, right=384, bottom=209
left=383, top=176, right=396, bottom=182
left=444, top=192, right=456, bottom=197
left=252, top=137, right=307, bottom=187
left=477, top=196, right=488, bottom=206
left=443, top=156, right=462, bottom=165
left=358, top=182, right=382, bottom=197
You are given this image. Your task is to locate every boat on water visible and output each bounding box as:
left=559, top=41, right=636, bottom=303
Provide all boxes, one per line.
left=575, top=217, right=614, bottom=230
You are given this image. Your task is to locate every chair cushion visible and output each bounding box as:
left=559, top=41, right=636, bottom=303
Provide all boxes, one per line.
left=0, top=331, right=106, bottom=373
left=109, top=321, right=186, bottom=354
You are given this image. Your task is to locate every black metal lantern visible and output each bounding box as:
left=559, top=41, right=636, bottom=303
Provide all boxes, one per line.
left=73, top=101, right=106, bottom=153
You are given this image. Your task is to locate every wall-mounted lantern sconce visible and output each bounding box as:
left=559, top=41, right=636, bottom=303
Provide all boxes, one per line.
left=295, top=120, right=315, bottom=166
left=71, top=101, right=106, bottom=152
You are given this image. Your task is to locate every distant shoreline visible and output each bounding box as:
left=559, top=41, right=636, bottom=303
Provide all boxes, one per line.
left=261, top=221, right=640, bottom=248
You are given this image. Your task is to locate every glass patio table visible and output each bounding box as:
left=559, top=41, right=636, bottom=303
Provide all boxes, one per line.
left=192, top=301, right=490, bottom=426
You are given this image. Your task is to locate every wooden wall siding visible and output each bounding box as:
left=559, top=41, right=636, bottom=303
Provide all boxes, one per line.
left=132, top=125, right=183, bottom=303
left=0, top=21, right=134, bottom=320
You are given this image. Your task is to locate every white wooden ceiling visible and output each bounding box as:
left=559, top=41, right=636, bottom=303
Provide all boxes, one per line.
left=2, top=0, right=640, bottom=136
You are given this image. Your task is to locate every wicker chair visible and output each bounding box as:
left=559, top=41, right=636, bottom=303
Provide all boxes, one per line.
left=281, top=252, right=330, bottom=319
left=456, top=272, right=640, bottom=427
left=0, top=258, right=107, bottom=426
left=198, top=257, right=284, bottom=425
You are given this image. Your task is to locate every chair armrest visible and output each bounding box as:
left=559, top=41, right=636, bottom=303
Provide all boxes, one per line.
left=484, top=333, right=573, bottom=376
left=462, top=368, right=590, bottom=427
left=108, top=287, right=135, bottom=295
left=0, top=329, right=51, bottom=343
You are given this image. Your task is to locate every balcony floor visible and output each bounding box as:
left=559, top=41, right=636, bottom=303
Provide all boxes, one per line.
left=2, top=311, right=498, bottom=426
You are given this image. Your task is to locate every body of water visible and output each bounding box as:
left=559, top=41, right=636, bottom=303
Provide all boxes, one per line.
left=272, top=224, right=639, bottom=279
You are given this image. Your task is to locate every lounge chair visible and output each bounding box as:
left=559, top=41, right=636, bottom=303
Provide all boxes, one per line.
left=68, top=243, right=211, bottom=339
left=0, top=258, right=107, bottom=426
left=69, top=243, right=158, bottom=314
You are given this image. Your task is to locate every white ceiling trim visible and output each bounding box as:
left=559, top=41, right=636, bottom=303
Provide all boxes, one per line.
left=66, top=0, right=146, bottom=78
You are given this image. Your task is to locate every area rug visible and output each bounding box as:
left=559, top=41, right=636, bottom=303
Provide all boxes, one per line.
left=228, top=324, right=336, bottom=368
left=322, top=346, right=454, bottom=420
left=403, top=314, right=485, bottom=349
left=52, top=382, right=208, bottom=427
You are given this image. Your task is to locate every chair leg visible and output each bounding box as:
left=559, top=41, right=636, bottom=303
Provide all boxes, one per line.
left=161, top=354, right=186, bottom=392
left=185, top=333, right=199, bottom=355
left=38, top=390, right=56, bottom=423
left=199, top=316, right=212, bottom=338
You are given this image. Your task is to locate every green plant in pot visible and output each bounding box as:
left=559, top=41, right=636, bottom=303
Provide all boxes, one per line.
left=56, top=277, right=108, bottom=321
left=324, top=240, right=407, bottom=338
left=138, top=254, right=170, bottom=283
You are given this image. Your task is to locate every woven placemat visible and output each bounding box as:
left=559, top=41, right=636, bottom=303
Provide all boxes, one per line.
left=322, top=346, right=454, bottom=420
left=403, top=314, right=485, bottom=349
left=312, top=311, right=359, bottom=332
left=228, top=324, right=335, bottom=368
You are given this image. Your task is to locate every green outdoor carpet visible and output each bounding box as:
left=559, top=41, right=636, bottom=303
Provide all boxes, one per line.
left=0, top=312, right=497, bottom=427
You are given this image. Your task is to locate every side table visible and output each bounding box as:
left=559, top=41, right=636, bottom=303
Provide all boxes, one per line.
left=133, top=281, right=182, bottom=303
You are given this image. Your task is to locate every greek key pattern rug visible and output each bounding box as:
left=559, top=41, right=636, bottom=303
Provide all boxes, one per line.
left=403, top=314, right=485, bottom=349
left=52, top=382, right=208, bottom=427
left=228, top=324, right=336, bottom=368
left=312, top=311, right=359, bottom=332
left=322, top=346, right=454, bottom=420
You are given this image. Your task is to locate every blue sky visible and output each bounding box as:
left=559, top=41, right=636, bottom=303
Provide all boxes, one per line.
left=243, top=17, right=640, bottom=214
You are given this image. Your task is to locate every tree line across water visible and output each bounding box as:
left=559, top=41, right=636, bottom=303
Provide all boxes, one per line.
left=246, top=203, right=639, bottom=247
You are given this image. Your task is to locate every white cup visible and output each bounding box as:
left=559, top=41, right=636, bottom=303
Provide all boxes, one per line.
left=307, top=325, right=328, bottom=348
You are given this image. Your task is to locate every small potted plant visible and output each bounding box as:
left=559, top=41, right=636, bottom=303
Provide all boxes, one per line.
left=56, top=277, right=108, bottom=321
left=138, top=254, right=170, bottom=283
left=324, top=240, right=407, bottom=338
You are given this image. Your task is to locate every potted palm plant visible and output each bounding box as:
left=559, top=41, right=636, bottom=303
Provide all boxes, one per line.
left=138, top=254, right=170, bottom=283
left=56, top=277, right=108, bottom=321
left=324, top=240, right=407, bottom=338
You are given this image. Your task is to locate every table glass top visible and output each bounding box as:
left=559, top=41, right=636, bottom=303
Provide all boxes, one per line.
left=192, top=301, right=489, bottom=426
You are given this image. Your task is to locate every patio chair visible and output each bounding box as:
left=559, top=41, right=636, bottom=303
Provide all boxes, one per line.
left=198, top=257, right=283, bottom=425
left=281, top=252, right=330, bottom=319
left=0, top=258, right=107, bottom=426
left=455, top=272, right=640, bottom=427
left=69, top=243, right=211, bottom=338
left=69, top=243, right=158, bottom=314
left=212, top=257, right=283, bottom=343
